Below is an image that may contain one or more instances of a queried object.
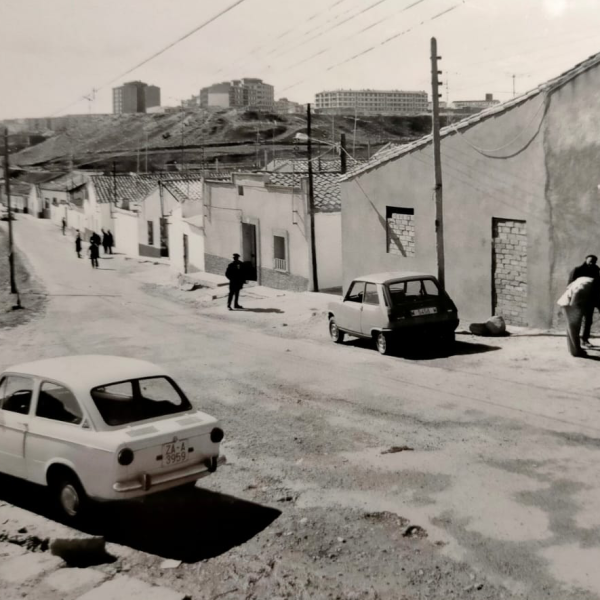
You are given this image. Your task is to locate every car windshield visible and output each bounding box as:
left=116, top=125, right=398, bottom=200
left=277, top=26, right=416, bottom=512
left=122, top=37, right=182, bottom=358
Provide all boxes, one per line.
left=90, top=377, right=192, bottom=427
left=387, top=278, right=439, bottom=307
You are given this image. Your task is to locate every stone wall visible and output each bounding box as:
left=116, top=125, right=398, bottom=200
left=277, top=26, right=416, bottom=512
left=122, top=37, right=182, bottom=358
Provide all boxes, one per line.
left=387, top=207, right=415, bottom=257
left=492, top=218, right=528, bottom=326
left=205, top=253, right=230, bottom=277
left=259, top=267, right=308, bottom=292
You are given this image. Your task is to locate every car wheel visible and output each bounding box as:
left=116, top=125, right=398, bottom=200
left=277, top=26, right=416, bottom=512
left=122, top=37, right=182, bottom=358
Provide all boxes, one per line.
left=376, top=332, right=390, bottom=355
left=53, top=473, right=88, bottom=522
left=329, top=318, right=345, bottom=343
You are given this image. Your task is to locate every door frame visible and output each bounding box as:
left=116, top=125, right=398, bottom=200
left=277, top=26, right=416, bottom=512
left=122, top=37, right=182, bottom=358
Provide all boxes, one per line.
left=240, top=217, right=260, bottom=285
left=183, top=234, right=189, bottom=274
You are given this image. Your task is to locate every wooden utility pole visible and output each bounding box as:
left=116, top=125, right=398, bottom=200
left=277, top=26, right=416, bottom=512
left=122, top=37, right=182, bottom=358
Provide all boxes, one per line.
left=340, top=133, right=347, bottom=174
left=431, top=37, right=445, bottom=290
left=306, top=103, right=318, bottom=292
left=3, top=129, right=21, bottom=307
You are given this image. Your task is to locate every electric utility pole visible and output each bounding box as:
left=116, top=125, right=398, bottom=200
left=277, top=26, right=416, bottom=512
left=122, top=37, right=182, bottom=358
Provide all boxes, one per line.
left=306, top=103, right=318, bottom=292
left=431, top=37, right=445, bottom=290
left=3, top=129, right=21, bottom=307
left=340, top=133, right=347, bottom=174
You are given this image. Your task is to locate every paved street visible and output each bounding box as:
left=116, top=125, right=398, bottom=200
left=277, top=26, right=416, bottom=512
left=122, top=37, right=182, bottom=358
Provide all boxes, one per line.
left=1, top=216, right=600, bottom=599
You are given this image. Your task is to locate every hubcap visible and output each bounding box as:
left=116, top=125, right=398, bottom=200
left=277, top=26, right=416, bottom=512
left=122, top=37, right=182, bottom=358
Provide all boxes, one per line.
left=377, top=334, right=387, bottom=353
left=60, top=484, right=80, bottom=517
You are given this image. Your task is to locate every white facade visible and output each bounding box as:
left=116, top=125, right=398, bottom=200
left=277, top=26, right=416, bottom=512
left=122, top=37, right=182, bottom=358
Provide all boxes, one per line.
left=314, top=212, right=342, bottom=290
left=112, top=207, right=139, bottom=257
left=315, top=89, right=428, bottom=115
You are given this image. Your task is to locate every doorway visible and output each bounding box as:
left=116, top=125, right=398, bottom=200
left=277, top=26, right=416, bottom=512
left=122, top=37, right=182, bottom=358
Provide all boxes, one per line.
left=242, top=222, right=257, bottom=281
left=160, top=217, right=169, bottom=258
left=183, top=234, right=189, bottom=274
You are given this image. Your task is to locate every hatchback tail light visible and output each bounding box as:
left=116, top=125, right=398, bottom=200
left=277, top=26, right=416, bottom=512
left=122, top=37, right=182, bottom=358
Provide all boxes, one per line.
left=210, top=428, right=224, bottom=443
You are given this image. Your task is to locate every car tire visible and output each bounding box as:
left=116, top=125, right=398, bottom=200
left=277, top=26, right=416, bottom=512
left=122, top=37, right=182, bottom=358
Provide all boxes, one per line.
left=375, top=332, right=391, bottom=355
left=52, top=472, right=88, bottom=523
left=329, top=318, right=345, bottom=344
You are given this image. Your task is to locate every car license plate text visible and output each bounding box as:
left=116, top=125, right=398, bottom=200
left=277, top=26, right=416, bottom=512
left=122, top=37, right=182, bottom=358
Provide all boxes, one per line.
left=162, top=440, right=188, bottom=467
left=411, top=307, right=438, bottom=317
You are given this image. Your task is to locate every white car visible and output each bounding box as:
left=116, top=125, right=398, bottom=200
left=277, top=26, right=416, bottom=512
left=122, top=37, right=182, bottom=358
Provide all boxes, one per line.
left=0, top=355, right=225, bottom=521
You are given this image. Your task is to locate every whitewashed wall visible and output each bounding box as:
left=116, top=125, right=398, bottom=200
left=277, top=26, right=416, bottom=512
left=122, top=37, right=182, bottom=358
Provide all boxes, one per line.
left=112, top=208, right=139, bottom=256
left=314, top=212, right=342, bottom=290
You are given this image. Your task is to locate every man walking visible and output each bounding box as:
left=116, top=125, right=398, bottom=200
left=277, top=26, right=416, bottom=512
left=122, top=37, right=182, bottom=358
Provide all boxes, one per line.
left=62, top=217, right=66, bottom=235
left=568, top=255, right=600, bottom=347
left=75, top=230, right=82, bottom=259
left=558, top=276, right=598, bottom=357
left=225, top=253, right=245, bottom=310
left=106, top=230, right=114, bottom=254
left=101, top=229, right=109, bottom=255
left=88, top=238, right=99, bottom=269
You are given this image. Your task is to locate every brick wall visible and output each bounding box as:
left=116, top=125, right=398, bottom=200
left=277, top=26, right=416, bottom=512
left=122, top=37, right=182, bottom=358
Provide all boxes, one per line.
left=386, top=207, right=415, bottom=257
left=259, top=267, right=308, bottom=292
left=492, top=218, right=528, bottom=326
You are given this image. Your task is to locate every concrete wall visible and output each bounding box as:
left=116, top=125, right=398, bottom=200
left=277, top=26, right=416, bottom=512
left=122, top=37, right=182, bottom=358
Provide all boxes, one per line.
left=544, top=66, right=600, bottom=326
left=314, top=212, right=342, bottom=290
left=341, top=94, right=549, bottom=327
left=66, top=206, right=86, bottom=233
left=112, top=208, right=139, bottom=256
left=204, top=175, right=309, bottom=291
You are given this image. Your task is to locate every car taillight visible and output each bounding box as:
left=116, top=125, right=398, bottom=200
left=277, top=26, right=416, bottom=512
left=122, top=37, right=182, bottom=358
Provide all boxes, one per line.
left=210, top=428, right=224, bottom=443
left=118, top=448, right=134, bottom=466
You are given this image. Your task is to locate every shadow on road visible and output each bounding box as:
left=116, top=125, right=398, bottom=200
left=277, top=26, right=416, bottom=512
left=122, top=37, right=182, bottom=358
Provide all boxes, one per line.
left=343, top=338, right=500, bottom=359
left=0, top=475, right=281, bottom=563
left=239, top=308, right=284, bottom=314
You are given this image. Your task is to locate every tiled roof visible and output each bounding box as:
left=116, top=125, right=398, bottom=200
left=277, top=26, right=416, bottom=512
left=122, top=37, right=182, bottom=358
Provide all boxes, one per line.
left=92, top=174, right=156, bottom=204
left=269, top=156, right=363, bottom=173
left=266, top=172, right=341, bottom=213
left=163, top=179, right=203, bottom=202
left=40, top=172, right=89, bottom=191
left=6, top=183, right=31, bottom=196
left=12, top=170, right=65, bottom=185
left=342, top=50, right=600, bottom=181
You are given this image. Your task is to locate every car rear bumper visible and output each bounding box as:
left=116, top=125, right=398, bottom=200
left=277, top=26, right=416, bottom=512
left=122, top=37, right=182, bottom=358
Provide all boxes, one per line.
left=384, top=317, right=459, bottom=335
left=111, top=455, right=226, bottom=496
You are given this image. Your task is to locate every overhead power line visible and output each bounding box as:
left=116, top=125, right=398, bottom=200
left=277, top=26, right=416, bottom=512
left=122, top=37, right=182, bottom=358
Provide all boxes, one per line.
left=50, top=0, right=249, bottom=117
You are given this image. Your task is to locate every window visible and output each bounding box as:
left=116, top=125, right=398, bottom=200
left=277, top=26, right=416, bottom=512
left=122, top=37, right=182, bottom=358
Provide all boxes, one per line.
left=238, top=185, right=244, bottom=196
left=0, top=375, right=33, bottom=415
left=364, top=283, right=379, bottom=305
left=147, top=220, right=154, bottom=245
left=90, top=377, right=192, bottom=427
left=274, top=234, right=287, bottom=271
left=37, top=382, right=83, bottom=425
left=388, top=279, right=439, bottom=307
left=345, top=281, right=364, bottom=303
left=386, top=206, right=415, bottom=257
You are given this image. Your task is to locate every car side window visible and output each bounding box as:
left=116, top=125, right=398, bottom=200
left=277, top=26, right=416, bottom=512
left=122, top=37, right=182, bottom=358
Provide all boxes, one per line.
left=345, top=281, right=364, bottom=303
left=36, top=382, right=83, bottom=425
left=422, top=279, right=439, bottom=297
left=0, top=375, right=34, bottom=415
left=364, top=283, right=379, bottom=305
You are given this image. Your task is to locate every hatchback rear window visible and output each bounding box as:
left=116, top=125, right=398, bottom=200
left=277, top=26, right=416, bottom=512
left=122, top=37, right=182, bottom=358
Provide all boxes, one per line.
left=388, top=279, right=439, bottom=306
left=90, top=377, right=192, bottom=427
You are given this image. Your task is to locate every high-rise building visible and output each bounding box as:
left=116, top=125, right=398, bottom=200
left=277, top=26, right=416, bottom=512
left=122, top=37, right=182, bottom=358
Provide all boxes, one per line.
left=112, top=81, right=161, bottom=114
left=315, top=89, right=428, bottom=115
left=199, top=78, right=274, bottom=110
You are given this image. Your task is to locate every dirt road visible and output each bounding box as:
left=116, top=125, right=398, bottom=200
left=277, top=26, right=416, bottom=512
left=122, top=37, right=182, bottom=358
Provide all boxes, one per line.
left=1, top=216, right=599, bottom=600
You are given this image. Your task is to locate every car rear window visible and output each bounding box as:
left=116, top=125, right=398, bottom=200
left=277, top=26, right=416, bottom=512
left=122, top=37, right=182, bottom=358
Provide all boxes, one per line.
left=388, top=279, right=440, bottom=306
left=90, top=377, right=192, bottom=427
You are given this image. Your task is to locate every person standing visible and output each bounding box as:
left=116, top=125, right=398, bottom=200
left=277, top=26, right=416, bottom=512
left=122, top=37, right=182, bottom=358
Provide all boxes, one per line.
left=62, top=217, right=67, bottom=235
left=106, top=230, right=114, bottom=254
left=557, top=276, right=598, bottom=357
left=225, top=253, right=245, bottom=310
left=88, top=239, right=99, bottom=269
left=568, top=255, right=600, bottom=347
left=75, top=230, right=82, bottom=259
left=101, top=229, right=110, bottom=255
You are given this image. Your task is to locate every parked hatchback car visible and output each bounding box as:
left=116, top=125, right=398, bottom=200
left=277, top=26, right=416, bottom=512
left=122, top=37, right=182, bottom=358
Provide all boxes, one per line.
left=0, top=355, right=225, bottom=521
left=328, top=272, right=459, bottom=355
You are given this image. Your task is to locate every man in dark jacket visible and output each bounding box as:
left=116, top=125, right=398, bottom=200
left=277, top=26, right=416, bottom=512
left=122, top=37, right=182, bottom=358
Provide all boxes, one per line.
left=568, top=255, right=600, bottom=347
left=101, top=229, right=109, bottom=255
left=75, top=230, right=82, bottom=258
left=88, top=239, right=99, bottom=268
left=225, top=253, right=245, bottom=310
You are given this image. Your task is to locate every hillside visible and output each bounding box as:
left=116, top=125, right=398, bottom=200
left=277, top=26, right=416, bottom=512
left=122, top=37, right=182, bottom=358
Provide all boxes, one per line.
left=11, top=108, right=444, bottom=171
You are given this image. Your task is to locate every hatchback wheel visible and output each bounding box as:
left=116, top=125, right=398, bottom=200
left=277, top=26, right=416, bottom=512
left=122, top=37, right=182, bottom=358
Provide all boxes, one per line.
left=329, top=318, right=345, bottom=343
left=53, top=473, right=88, bottom=522
left=376, top=332, right=391, bottom=355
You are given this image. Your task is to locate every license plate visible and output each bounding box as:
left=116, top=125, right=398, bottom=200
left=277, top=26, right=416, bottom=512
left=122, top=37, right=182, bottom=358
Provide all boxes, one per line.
left=162, top=440, right=188, bottom=467
left=411, top=307, right=437, bottom=317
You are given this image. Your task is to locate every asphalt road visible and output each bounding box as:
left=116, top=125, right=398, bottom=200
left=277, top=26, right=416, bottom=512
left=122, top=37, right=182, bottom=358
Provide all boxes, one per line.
left=1, top=216, right=600, bottom=600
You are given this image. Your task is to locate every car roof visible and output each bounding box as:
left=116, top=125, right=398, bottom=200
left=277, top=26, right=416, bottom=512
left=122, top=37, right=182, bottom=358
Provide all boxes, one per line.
left=4, top=355, right=168, bottom=389
left=353, top=271, right=437, bottom=285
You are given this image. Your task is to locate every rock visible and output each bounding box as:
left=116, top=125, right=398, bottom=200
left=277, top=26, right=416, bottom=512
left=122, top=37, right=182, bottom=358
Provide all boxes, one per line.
left=403, top=525, right=428, bottom=538
left=337, top=537, right=345, bottom=543
left=469, top=316, right=507, bottom=336
left=160, top=559, right=182, bottom=569
left=299, top=518, right=308, bottom=525
left=381, top=445, right=414, bottom=454
left=50, top=537, right=114, bottom=568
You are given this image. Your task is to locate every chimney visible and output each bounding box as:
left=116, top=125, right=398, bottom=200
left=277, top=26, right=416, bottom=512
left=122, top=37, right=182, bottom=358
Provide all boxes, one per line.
left=485, top=93, right=493, bottom=101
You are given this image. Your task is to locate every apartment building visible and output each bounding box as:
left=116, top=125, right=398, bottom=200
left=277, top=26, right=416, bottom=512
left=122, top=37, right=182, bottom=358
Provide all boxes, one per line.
left=452, top=93, right=500, bottom=110
left=112, top=81, right=161, bottom=114
left=315, top=89, right=428, bottom=115
left=200, top=78, right=274, bottom=110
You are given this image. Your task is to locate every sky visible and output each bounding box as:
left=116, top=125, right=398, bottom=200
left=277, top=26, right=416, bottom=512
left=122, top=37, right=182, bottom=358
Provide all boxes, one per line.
left=1, top=0, right=600, bottom=119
